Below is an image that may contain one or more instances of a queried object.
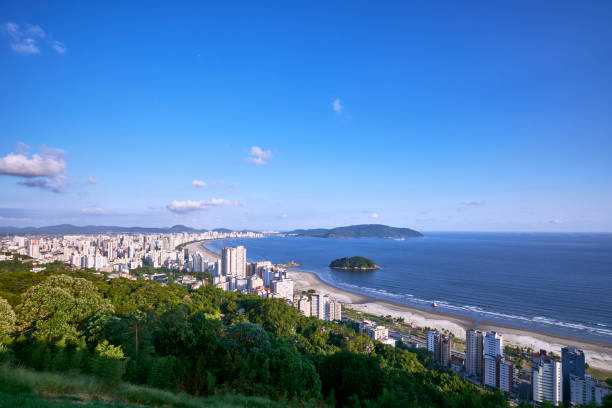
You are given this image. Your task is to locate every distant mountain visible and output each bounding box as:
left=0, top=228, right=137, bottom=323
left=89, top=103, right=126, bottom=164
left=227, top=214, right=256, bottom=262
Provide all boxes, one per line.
left=286, top=224, right=423, bottom=238
left=0, top=224, right=255, bottom=235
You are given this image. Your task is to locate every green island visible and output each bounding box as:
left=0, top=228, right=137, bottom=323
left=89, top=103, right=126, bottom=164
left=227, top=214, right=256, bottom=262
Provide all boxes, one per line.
left=1, top=255, right=608, bottom=408
left=329, top=256, right=379, bottom=270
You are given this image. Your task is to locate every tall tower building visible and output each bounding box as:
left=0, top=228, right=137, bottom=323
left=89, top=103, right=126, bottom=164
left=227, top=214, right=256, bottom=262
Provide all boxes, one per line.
left=440, top=337, right=451, bottom=367
left=235, top=246, right=246, bottom=278
left=427, top=331, right=441, bottom=363
left=561, top=347, right=585, bottom=404
left=483, top=332, right=503, bottom=388
left=533, top=350, right=562, bottom=406
left=466, top=329, right=484, bottom=377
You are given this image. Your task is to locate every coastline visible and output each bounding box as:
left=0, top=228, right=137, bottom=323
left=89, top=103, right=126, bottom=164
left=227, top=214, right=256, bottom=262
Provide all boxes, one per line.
left=195, top=238, right=612, bottom=371
left=286, top=269, right=612, bottom=372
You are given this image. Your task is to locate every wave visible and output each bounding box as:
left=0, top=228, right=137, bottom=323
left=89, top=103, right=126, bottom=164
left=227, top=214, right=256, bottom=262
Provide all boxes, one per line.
left=326, top=279, right=612, bottom=339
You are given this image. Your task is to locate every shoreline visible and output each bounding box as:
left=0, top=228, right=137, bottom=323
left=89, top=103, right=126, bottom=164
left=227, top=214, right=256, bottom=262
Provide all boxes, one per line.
left=191, top=238, right=611, bottom=371
left=286, top=269, right=612, bottom=371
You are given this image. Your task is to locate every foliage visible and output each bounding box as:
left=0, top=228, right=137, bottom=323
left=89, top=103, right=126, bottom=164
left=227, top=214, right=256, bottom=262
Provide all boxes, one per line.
left=0, top=297, right=16, bottom=340
left=0, top=261, right=519, bottom=407
left=16, top=275, right=113, bottom=340
left=329, top=256, right=377, bottom=269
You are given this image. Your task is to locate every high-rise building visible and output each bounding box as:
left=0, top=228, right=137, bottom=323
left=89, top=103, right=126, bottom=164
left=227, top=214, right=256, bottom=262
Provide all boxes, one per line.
left=499, top=359, right=513, bottom=394
left=297, top=296, right=311, bottom=317
left=235, top=246, right=246, bottom=278
left=562, top=347, right=585, bottom=404
left=532, top=350, right=562, bottom=406
left=271, top=278, right=294, bottom=300
left=360, top=321, right=389, bottom=341
left=440, top=337, right=451, bottom=367
left=466, top=329, right=484, bottom=377
left=570, top=374, right=611, bottom=405
left=427, top=331, right=441, bottom=363
left=483, top=332, right=503, bottom=388
left=327, top=299, right=342, bottom=321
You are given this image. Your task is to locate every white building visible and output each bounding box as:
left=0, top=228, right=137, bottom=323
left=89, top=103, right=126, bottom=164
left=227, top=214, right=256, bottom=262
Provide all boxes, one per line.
left=533, top=351, right=562, bottom=406
left=483, top=332, right=503, bottom=388
left=297, top=296, right=311, bottom=317
left=360, top=321, right=389, bottom=341
left=570, top=374, right=611, bottom=406
left=271, top=278, right=294, bottom=300
left=499, top=359, right=513, bottom=393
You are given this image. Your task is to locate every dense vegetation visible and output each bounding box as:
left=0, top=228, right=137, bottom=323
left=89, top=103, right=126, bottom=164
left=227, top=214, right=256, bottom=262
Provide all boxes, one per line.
left=1, top=256, right=607, bottom=408
left=329, top=256, right=378, bottom=270
left=288, top=224, right=423, bottom=238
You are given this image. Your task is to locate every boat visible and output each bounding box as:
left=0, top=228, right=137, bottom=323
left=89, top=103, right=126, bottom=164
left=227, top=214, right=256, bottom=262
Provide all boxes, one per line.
left=432, top=301, right=438, bottom=308
left=392, top=237, right=405, bottom=241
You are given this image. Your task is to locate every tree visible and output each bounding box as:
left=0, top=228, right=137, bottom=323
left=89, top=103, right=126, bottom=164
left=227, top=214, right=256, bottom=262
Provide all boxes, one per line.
left=16, top=275, right=113, bottom=340
left=0, top=297, right=15, bottom=341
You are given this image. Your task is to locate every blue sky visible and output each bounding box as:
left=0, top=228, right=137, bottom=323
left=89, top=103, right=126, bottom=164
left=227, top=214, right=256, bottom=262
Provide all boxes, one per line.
left=1, top=1, right=611, bottom=231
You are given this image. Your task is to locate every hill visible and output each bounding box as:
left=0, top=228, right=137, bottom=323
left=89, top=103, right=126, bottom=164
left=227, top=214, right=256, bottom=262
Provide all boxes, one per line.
left=330, top=256, right=378, bottom=270
left=287, top=224, right=423, bottom=238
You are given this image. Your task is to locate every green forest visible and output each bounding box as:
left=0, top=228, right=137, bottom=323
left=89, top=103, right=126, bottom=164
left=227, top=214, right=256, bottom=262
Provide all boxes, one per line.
left=0, top=256, right=608, bottom=408
left=329, top=256, right=377, bottom=270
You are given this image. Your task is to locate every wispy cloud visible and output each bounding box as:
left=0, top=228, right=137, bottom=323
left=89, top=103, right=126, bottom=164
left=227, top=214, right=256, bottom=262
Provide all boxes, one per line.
left=0, top=145, right=67, bottom=193
left=332, top=98, right=343, bottom=113
left=192, top=179, right=206, bottom=187
left=549, top=218, right=561, bottom=225
left=166, top=198, right=237, bottom=214
left=248, top=146, right=273, bottom=165
left=369, top=212, right=379, bottom=219
left=461, top=200, right=485, bottom=206
left=2, top=22, right=66, bottom=55
left=81, top=207, right=107, bottom=215
left=87, top=176, right=98, bottom=184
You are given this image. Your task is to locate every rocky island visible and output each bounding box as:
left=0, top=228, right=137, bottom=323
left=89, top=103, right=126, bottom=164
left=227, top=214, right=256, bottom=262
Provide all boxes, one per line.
left=329, top=256, right=379, bottom=270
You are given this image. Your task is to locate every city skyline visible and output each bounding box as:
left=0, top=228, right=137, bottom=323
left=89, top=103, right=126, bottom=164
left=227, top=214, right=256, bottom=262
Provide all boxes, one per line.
left=2, top=2, right=612, bottom=232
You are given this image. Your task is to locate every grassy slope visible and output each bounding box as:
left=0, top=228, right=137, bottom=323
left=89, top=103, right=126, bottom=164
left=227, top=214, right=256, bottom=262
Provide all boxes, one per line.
left=0, top=365, right=284, bottom=408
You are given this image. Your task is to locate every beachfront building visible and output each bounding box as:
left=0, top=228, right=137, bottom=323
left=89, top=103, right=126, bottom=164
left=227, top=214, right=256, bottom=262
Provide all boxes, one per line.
left=440, top=336, right=451, bottom=367
left=427, top=331, right=451, bottom=367
left=499, top=359, right=514, bottom=394
left=306, top=293, right=342, bottom=321
left=466, top=329, right=484, bottom=377
left=360, top=321, right=389, bottom=341
left=562, top=347, right=585, bottom=404
left=221, top=246, right=246, bottom=277
left=483, top=332, right=503, bottom=389
left=532, top=350, right=563, bottom=406
left=271, top=278, right=294, bottom=300
left=570, top=374, right=611, bottom=406
left=296, top=295, right=311, bottom=317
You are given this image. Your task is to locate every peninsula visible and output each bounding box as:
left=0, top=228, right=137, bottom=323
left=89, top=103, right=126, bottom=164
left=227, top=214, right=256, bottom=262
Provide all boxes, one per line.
left=287, top=224, right=423, bottom=239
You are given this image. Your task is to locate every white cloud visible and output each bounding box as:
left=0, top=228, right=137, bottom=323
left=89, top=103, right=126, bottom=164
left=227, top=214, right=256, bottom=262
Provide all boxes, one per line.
left=2, top=22, right=65, bottom=55
left=549, top=219, right=561, bottom=225
left=51, top=40, right=66, bottom=54
left=369, top=212, right=379, bottom=219
left=332, top=98, right=343, bottom=113
left=0, top=148, right=65, bottom=177
left=248, top=146, right=273, bottom=165
left=192, top=179, right=206, bottom=187
left=280, top=213, right=288, bottom=219
left=87, top=176, right=98, bottom=184
left=81, top=207, right=107, bottom=215
left=166, top=198, right=237, bottom=214
left=0, top=146, right=68, bottom=193
left=461, top=200, right=485, bottom=206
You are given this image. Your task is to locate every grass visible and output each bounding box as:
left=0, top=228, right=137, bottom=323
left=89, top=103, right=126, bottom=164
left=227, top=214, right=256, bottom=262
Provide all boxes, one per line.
left=587, top=366, right=612, bottom=382
left=0, top=365, right=285, bottom=408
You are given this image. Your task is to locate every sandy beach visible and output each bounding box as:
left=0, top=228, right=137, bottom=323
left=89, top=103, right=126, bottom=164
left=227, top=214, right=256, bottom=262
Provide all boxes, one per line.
left=287, top=269, right=612, bottom=372
left=185, top=240, right=221, bottom=261
left=190, top=239, right=611, bottom=372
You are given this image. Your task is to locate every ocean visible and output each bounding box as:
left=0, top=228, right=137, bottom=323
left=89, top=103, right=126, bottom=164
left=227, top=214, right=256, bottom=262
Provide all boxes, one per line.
left=206, top=233, right=612, bottom=343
